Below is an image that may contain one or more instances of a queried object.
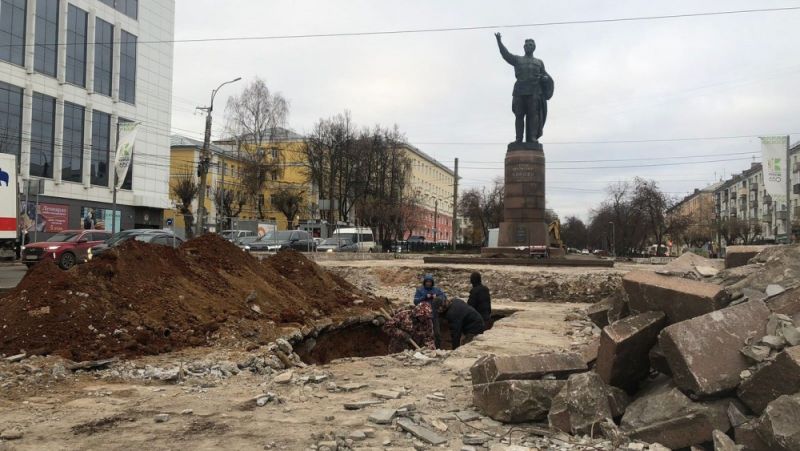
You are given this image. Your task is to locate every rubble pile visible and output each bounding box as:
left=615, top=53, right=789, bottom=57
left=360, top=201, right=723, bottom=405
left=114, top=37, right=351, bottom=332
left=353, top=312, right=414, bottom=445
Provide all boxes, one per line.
left=0, top=235, right=387, bottom=361
left=469, top=247, right=800, bottom=450
left=331, top=265, right=623, bottom=303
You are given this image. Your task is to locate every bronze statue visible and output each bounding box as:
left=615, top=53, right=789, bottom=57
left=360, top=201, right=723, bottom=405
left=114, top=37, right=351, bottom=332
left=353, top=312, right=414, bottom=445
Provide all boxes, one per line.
left=495, top=33, right=554, bottom=145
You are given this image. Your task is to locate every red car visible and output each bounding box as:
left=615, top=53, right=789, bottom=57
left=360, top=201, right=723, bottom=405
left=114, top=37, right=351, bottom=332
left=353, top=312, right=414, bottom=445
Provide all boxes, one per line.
left=22, top=229, right=112, bottom=269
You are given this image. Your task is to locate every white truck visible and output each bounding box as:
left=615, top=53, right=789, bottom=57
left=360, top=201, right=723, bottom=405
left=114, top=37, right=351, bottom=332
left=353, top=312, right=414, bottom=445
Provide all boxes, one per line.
left=0, top=154, right=18, bottom=259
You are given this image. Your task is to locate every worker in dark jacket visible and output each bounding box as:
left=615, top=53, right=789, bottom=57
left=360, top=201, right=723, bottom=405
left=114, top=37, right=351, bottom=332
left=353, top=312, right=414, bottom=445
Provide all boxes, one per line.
left=467, top=272, right=492, bottom=327
left=438, top=298, right=485, bottom=349
left=413, top=274, right=446, bottom=348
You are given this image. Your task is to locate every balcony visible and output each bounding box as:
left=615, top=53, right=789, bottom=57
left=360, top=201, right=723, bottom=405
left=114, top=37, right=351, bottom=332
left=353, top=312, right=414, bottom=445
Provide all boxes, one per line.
left=777, top=210, right=789, bottom=220
left=795, top=162, right=800, bottom=173
left=794, top=184, right=800, bottom=195
left=763, top=213, right=773, bottom=222
left=796, top=206, right=800, bottom=219
left=764, top=195, right=772, bottom=205
left=730, top=208, right=737, bottom=217
left=739, top=188, right=749, bottom=197
left=750, top=200, right=758, bottom=209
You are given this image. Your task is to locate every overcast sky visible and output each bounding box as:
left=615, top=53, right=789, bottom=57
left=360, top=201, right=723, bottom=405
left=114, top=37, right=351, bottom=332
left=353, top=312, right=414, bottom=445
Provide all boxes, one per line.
left=170, top=0, right=800, bottom=221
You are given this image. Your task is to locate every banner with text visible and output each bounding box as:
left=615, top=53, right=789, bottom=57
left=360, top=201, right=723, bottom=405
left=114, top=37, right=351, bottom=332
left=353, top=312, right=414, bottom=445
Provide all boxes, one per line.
left=760, top=136, right=789, bottom=199
left=114, top=122, right=139, bottom=189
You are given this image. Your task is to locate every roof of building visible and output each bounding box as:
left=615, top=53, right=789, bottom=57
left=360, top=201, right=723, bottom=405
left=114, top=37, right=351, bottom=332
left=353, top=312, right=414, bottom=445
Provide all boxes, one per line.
left=213, top=127, right=305, bottom=145
left=170, top=134, right=229, bottom=155
left=402, top=143, right=455, bottom=177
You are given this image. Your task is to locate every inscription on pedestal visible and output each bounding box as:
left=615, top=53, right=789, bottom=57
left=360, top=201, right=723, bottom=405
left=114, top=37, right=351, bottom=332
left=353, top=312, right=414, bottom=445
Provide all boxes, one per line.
left=508, top=164, right=536, bottom=182
left=514, top=225, right=528, bottom=244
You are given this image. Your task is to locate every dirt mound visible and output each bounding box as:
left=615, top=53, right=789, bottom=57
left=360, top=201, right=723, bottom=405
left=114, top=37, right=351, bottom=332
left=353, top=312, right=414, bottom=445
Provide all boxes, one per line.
left=0, top=235, right=386, bottom=361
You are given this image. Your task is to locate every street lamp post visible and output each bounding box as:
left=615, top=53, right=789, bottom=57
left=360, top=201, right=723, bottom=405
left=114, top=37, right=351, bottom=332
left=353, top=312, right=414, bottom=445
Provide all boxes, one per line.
left=195, top=77, right=242, bottom=236
left=608, top=221, right=616, bottom=257
left=433, top=198, right=439, bottom=242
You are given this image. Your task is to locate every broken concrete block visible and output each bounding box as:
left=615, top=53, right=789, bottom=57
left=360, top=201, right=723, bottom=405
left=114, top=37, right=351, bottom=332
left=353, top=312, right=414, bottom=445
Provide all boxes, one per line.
left=754, top=393, right=800, bottom=451
left=469, top=353, right=586, bottom=385
left=713, top=430, right=739, bottom=451
left=741, top=343, right=772, bottom=364
left=725, top=245, right=770, bottom=269
left=766, top=284, right=786, bottom=298
left=621, top=378, right=732, bottom=449
left=472, top=379, right=565, bottom=423
left=734, top=421, right=771, bottom=451
left=579, top=338, right=600, bottom=366
left=727, top=401, right=751, bottom=428
left=765, top=286, right=800, bottom=321
left=586, top=297, right=614, bottom=328
left=367, top=408, right=397, bottom=425
left=766, top=313, right=800, bottom=346
left=596, top=311, right=666, bottom=391
left=547, top=372, right=628, bottom=436
left=396, top=417, right=448, bottom=445
left=738, top=346, right=800, bottom=414
left=623, top=271, right=731, bottom=324
left=696, top=265, right=720, bottom=277
left=659, top=300, right=771, bottom=397
left=649, top=343, right=672, bottom=376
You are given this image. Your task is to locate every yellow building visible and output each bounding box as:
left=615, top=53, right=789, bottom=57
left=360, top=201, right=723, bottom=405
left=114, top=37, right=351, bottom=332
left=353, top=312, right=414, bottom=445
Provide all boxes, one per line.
left=402, top=144, right=456, bottom=242
left=166, top=131, right=315, bottom=236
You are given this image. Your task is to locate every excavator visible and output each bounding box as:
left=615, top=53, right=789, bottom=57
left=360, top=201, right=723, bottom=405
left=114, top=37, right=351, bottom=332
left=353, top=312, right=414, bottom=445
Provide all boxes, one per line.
left=529, top=219, right=566, bottom=258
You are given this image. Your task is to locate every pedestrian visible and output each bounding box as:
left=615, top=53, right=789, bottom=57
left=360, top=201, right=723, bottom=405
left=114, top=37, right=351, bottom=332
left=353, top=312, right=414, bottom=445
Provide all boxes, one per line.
left=467, top=272, right=492, bottom=328
left=437, top=298, right=485, bottom=349
left=382, top=303, right=436, bottom=353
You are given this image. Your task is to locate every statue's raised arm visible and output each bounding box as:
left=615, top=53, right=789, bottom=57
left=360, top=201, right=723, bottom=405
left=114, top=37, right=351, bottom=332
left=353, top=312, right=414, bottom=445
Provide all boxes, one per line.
left=495, top=33, right=516, bottom=66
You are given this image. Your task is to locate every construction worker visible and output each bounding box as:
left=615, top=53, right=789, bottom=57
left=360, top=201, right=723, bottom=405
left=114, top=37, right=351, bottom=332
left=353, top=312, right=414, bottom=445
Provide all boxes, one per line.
left=382, top=303, right=436, bottom=353
left=467, top=272, right=492, bottom=328
left=438, top=298, right=485, bottom=350
left=413, top=274, right=446, bottom=348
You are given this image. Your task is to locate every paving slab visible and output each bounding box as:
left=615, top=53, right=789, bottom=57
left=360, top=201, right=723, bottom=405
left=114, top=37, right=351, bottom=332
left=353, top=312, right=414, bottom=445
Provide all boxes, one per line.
left=596, top=311, right=666, bottom=390
left=623, top=271, right=731, bottom=324
left=659, top=300, right=771, bottom=397
left=396, top=417, right=448, bottom=445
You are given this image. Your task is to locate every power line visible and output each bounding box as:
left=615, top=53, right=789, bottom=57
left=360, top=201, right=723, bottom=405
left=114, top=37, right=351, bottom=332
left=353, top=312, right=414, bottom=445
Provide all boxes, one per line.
left=417, top=133, right=800, bottom=146
left=5, top=6, right=799, bottom=48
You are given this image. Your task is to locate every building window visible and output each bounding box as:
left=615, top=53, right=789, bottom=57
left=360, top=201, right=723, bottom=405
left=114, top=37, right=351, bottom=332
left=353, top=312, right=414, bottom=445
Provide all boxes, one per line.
left=30, top=93, right=56, bottom=178
left=0, top=0, right=25, bottom=66
left=0, top=81, right=23, bottom=157
left=119, top=30, right=137, bottom=104
left=118, top=118, right=133, bottom=189
left=91, top=110, right=110, bottom=186
left=100, top=0, right=137, bottom=20
left=66, top=5, right=88, bottom=87
left=34, top=0, right=59, bottom=77
left=94, top=18, right=113, bottom=96
left=271, top=148, right=279, bottom=159
left=62, top=102, right=84, bottom=182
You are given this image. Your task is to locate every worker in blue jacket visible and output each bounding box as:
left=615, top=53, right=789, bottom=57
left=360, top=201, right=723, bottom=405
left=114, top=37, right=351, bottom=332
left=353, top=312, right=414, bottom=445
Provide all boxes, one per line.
left=413, top=274, right=446, bottom=348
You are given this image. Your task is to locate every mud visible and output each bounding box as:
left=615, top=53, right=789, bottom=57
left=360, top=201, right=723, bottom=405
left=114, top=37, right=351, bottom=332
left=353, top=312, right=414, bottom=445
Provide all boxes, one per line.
left=0, top=236, right=387, bottom=361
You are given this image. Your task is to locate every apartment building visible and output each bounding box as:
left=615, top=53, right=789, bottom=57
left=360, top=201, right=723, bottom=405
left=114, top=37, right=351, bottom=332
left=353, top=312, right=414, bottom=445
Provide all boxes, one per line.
left=0, top=0, right=174, bottom=236
left=404, top=143, right=455, bottom=242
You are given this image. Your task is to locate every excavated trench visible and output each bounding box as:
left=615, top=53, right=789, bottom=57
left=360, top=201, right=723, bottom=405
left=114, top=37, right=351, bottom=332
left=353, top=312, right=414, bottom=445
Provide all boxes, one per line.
left=295, top=311, right=515, bottom=365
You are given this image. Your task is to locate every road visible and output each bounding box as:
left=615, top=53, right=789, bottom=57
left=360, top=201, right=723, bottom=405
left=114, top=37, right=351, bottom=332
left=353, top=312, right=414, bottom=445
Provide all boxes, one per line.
left=0, top=263, right=26, bottom=292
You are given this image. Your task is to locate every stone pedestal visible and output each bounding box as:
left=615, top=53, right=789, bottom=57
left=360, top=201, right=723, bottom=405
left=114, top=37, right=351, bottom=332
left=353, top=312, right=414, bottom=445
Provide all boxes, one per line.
left=498, top=142, right=549, bottom=247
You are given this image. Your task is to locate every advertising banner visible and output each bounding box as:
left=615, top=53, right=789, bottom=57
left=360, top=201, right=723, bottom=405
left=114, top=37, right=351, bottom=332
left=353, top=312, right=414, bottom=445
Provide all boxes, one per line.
left=114, top=122, right=139, bottom=189
left=760, top=136, right=789, bottom=199
left=81, top=207, right=121, bottom=233
left=20, top=202, right=69, bottom=233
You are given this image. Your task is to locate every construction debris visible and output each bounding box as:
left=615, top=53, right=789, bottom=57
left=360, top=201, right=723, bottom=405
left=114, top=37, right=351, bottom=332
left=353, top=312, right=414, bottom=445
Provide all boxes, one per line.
left=472, top=379, right=565, bottom=423
left=622, top=270, right=731, bottom=324
left=596, top=311, right=666, bottom=391
left=738, top=346, right=800, bottom=414
left=470, top=353, right=586, bottom=385
left=725, top=245, right=771, bottom=269
left=547, top=372, right=628, bottom=436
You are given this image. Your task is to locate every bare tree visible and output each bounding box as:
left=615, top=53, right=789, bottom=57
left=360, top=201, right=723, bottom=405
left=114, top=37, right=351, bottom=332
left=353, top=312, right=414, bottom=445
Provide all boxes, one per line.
left=225, top=77, right=289, bottom=220
left=458, top=178, right=504, bottom=246
left=561, top=216, right=588, bottom=250
left=213, top=186, right=247, bottom=230
left=171, top=172, right=199, bottom=239
left=271, top=186, right=306, bottom=229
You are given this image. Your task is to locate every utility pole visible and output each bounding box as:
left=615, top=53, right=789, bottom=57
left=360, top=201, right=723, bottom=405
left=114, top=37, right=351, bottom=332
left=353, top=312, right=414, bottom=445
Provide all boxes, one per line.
left=433, top=198, right=439, bottom=242
left=451, top=158, right=459, bottom=251
left=786, top=134, right=792, bottom=243
left=195, top=77, right=241, bottom=237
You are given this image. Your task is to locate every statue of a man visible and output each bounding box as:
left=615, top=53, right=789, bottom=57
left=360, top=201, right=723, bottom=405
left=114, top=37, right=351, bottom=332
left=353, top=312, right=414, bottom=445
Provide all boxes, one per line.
left=495, top=33, right=554, bottom=145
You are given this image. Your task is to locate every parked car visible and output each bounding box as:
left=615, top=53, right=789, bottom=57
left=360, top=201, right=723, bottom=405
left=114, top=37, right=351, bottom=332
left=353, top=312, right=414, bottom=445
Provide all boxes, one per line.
left=88, top=229, right=183, bottom=260
left=330, top=227, right=377, bottom=252
left=221, top=229, right=256, bottom=242
left=235, top=235, right=261, bottom=250
left=317, top=238, right=358, bottom=253
left=245, top=230, right=316, bottom=252
left=22, top=229, right=113, bottom=269
left=407, top=235, right=426, bottom=243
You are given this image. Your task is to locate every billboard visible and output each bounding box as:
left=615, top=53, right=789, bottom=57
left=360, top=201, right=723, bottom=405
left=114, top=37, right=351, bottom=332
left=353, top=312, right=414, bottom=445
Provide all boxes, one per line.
left=81, top=207, right=121, bottom=233
left=20, top=202, right=69, bottom=233
left=0, top=154, right=16, bottom=239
